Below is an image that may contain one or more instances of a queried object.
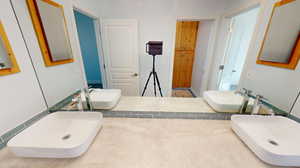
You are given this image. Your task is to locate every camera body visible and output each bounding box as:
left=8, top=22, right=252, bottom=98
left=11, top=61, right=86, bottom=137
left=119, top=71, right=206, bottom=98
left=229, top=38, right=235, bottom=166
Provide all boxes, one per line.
left=146, top=41, right=163, bottom=55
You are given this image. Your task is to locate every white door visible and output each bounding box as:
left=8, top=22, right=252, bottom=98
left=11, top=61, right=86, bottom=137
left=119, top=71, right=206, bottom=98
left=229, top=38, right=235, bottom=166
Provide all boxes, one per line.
left=101, top=19, right=139, bottom=96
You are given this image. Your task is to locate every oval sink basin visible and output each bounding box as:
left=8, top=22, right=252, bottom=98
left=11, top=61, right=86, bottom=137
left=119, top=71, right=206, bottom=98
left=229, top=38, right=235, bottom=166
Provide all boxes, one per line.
left=203, top=90, right=253, bottom=113
left=231, top=115, right=300, bottom=166
left=82, top=89, right=121, bottom=110
left=7, top=112, right=103, bottom=158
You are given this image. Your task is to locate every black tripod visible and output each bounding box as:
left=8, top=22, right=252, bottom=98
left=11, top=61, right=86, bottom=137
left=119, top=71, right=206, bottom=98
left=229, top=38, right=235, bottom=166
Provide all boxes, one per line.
left=142, top=55, right=163, bottom=97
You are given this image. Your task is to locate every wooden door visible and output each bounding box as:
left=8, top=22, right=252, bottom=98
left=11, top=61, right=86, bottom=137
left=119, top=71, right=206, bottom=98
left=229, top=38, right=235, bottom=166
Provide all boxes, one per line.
left=101, top=19, right=139, bottom=96
left=172, top=21, right=199, bottom=88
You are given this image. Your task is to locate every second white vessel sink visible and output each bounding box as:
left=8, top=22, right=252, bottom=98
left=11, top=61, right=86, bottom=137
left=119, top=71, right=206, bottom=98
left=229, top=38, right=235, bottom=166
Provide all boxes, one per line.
left=203, top=90, right=253, bottom=112
left=231, top=115, right=300, bottom=166
left=82, top=89, right=121, bottom=109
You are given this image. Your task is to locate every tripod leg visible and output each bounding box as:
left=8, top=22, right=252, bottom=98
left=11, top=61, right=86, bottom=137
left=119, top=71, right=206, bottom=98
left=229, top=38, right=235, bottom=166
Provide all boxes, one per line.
left=142, top=72, right=153, bottom=96
left=153, top=72, right=157, bottom=96
left=154, top=72, right=163, bottom=97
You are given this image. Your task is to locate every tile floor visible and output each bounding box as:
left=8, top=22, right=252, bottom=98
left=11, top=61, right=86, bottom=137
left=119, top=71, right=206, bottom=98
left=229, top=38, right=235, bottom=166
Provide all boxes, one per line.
left=172, top=89, right=194, bottom=97
left=0, top=118, right=281, bottom=168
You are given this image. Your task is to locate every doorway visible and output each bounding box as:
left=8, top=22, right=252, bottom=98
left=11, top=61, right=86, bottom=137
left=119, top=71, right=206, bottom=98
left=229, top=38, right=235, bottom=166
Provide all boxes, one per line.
left=74, top=10, right=104, bottom=88
left=100, top=19, right=139, bottom=96
left=218, top=7, right=260, bottom=91
left=172, top=21, right=199, bottom=97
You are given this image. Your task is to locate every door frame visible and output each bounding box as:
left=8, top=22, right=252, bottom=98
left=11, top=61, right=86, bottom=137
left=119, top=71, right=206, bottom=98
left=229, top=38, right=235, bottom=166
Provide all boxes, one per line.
left=215, top=3, right=261, bottom=90
left=72, top=6, right=107, bottom=88
left=172, top=21, right=199, bottom=89
left=169, top=18, right=218, bottom=96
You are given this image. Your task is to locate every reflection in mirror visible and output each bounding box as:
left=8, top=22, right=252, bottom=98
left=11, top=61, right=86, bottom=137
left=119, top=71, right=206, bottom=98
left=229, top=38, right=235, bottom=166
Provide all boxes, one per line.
left=0, top=21, right=20, bottom=75
left=257, top=0, right=300, bottom=69
left=0, top=35, right=12, bottom=69
left=35, top=0, right=73, bottom=61
left=27, top=0, right=74, bottom=66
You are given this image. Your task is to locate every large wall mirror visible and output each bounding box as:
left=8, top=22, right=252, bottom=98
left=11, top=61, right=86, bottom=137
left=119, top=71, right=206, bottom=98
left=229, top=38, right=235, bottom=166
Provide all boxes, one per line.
left=0, top=21, right=20, bottom=76
left=26, top=0, right=74, bottom=67
left=257, top=0, right=300, bottom=69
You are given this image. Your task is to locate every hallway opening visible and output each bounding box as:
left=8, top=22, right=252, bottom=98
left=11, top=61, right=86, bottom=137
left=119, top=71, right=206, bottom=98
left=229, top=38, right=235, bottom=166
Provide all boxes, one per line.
left=74, top=9, right=104, bottom=88
left=172, top=20, right=215, bottom=97
left=218, top=7, right=260, bottom=91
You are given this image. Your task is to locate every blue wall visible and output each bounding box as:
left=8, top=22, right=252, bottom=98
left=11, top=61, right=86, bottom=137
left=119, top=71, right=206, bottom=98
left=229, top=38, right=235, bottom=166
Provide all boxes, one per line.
left=74, top=11, right=102, bottom=87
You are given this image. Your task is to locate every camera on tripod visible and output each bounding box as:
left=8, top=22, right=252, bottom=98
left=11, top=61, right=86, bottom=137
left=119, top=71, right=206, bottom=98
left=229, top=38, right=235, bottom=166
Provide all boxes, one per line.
left=142, top=41, right=163, bottom=97
left=146, top=41, right=163, bottom=55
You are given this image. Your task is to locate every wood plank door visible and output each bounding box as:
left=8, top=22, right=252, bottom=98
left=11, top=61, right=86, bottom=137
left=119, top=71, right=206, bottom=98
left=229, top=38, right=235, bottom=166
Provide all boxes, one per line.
left=101, top=19, right=139, bottom=96
left=172, top=21, right=199, bottom=88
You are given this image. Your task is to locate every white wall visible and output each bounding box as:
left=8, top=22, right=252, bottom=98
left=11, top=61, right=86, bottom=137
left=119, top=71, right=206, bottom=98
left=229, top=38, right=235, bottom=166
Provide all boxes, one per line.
left=11, top=0, right=86, bottom=107
left=191, top=20, right=215, bottom=96
left=207, top=0, right=263, bottom=91
left=72, top=0, right=238, bottom=96
left=0, top=0, right=47, bottom=135
left=238, top=0, right=300, bottom=112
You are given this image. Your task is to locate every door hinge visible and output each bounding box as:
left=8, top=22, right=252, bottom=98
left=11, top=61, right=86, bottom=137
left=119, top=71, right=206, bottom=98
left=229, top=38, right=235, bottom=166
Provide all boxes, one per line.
left=219, top=65, right=225, bottom=70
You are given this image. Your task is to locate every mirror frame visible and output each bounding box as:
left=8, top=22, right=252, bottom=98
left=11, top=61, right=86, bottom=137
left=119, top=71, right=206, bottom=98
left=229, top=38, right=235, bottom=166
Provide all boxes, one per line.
left=26, top=0, right=74, bottom=67
left=0, top=21, right=20, bottom=76
left=257, top=0, right=300, bottom=70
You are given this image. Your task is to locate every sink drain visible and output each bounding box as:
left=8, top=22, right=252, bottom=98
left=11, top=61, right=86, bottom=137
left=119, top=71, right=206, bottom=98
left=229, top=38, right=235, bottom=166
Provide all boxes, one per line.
left=62, top=134, right=71, bottom=140
left=268, top=139, right=278, bottom=146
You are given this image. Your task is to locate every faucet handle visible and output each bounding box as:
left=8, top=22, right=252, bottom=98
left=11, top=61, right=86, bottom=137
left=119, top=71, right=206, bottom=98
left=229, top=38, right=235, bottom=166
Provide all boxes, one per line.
left=236, top=88, right=252, bottom=96
left=255, top=94, right=263, bottom=99
left=244, top=88, right=252, bottom=96
left=255, top=94, right=268, bottom=102
left=242, top=88, right=248, bottom=92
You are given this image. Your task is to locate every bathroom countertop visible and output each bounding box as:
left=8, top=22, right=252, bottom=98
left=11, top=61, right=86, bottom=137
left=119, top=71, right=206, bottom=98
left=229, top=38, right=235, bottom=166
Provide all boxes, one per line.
left=60, top=96, right=216, bottom=113
left=112, top=96, right=216, bottom=113
left=0, top=118, right=282, bottom=168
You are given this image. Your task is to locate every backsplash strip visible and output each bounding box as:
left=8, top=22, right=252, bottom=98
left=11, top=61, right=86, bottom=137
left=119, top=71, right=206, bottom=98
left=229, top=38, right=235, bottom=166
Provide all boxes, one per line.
left=102, top=111, right=233, bottom=120
left=0, top=110, right=49, bottom=150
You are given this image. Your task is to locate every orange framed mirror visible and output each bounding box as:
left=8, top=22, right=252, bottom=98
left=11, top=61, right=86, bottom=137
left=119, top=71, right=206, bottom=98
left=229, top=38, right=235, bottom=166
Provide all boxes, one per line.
left=0, top=21, right=20, bottom=76
left=26, top=0, right=74, bottom=67
left=257, top=0, right=300, bottom=70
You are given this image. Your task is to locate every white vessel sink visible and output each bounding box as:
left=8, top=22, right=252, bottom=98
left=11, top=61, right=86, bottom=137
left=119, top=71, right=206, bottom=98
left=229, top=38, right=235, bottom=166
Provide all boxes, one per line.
left=231, top=115, right=300, bottom=166
left=7, top=112, right=103, bottom=158
left=82, top=89, right=121, bottom=109
left=203, top=90, right=253, bottom=113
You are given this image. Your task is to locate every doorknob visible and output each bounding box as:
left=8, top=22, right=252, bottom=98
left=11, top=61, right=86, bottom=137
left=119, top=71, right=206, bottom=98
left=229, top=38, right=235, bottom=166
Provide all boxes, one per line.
left=132, top=73, right=139, bottom=77
left=219, top=65, right=225, bottom=70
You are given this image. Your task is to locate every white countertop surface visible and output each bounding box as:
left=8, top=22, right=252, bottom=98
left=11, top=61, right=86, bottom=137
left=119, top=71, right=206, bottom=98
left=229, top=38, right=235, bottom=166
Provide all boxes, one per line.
left=0, top=118, right=283, bottom=168
left=112, top=96, right=216, bottom=113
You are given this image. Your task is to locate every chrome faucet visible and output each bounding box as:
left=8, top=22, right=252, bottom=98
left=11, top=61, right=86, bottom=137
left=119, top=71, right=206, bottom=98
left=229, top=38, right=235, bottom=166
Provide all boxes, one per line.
left=71, top=94, right=84, bottom=111
left=235, top=88, right=252, bottom=114
left=82, top=87, right=93, bottom=111
left=248, top=94, right=276, bottom=115
left=252, top=94, right=266, bottom=115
